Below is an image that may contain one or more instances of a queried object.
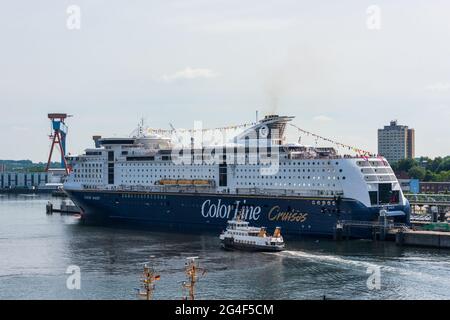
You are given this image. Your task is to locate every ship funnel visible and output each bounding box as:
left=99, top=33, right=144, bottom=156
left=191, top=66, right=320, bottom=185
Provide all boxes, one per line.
left=273, top=227, right=281, bottom=238
left=234, top=115, right=294, bottom=145
left=93, top=135, right=102, bottom=148
left=258, top=227, right=267, bottom=237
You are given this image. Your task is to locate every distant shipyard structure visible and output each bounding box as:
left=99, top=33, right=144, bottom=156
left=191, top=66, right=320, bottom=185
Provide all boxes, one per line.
left=378, top=120, right=415, bottom=164
left=0, top=113, right=71, bottom=192
left=46, top=113, right=71, bottom=174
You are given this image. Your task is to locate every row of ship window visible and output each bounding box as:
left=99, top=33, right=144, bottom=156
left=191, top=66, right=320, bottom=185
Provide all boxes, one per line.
left=74, top=174, right=102, bottom=179
left=361, top=168, right=393, bottom=173
left=122, top=193, right=167, bottom=200
left=229, top=232, right=248, bottom=236
left=117, top=161, right=340, bottom=166
left=236, top=175, right=345, bottom=180
left=236, top=168, right=341, bottom=173
left=74, top=169, right=102, bottom=173
left=87, top=191, right=342, bottom=205
left=121, top=168, right=214, bottom=172
left=118, top=167, right=342, bottom=174
left=236, top=240, right=257, bottom=245
left=235, top=182, right=337, bottom=188
left=120, top=175, right=214, bottom=178
left=73, top=180, right=102, bottom=183
left=79, top=163, right=103, bottom=168
left=119, top=174, right=345, bottom=180
left=356, top=161, right=386, bottom=167
left=312, top=200, right=336, bottom=206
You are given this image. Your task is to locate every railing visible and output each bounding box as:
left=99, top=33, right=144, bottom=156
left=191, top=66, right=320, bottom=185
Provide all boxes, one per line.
left=337, top=220, right=409, bottom=230
left=80, top=184, right=344, bottom=198
left=404, top=193, right=450, bottom=205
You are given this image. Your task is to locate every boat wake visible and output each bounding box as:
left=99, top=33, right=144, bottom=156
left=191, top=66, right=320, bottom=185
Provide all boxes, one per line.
left=276, top=250, right=450, bottom=285
left=281, top=250, right=380, bottom=269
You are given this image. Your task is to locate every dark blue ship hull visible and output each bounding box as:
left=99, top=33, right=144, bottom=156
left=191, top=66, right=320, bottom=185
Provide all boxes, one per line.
left=65, top=189, right=410, bottom=239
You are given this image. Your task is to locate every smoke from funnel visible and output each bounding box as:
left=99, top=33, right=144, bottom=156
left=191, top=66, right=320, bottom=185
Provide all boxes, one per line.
left=262, top=46, right=330, bottom=115
left=265, top=77, right=284, bottom=114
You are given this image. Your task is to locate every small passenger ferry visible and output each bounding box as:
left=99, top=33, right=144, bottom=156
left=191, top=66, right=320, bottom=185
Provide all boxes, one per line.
left=219, top=218, right=285, bottom=252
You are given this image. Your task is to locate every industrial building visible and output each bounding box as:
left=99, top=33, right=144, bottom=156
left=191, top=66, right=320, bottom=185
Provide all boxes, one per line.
left=0, top=172, right=49, bottom=189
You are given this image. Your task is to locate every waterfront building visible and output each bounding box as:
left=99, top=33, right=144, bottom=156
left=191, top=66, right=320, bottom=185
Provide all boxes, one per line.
left=420, top=182, right=450, bottom=194
left=398, top=179, right=421, bottom=194
left=0, top=172, right=49, bottom=189
left=378, top=120, right=415, bottom=164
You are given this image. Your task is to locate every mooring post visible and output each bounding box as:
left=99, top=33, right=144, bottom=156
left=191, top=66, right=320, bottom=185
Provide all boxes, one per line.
left=379, top=209, right=388, bottom=241
left=334, top=222, right=343, bottom=241
left=46, top=202, right=53, bottom=215
left=396, top=229, right=404, bottom=246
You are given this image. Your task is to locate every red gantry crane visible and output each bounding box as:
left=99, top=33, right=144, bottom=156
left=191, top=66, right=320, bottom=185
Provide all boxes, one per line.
left=46, top=113, right=72, bottom=174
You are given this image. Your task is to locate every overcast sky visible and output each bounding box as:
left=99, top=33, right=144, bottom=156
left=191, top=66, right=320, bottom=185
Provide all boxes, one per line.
left=1, top=0, right=449, bottom=162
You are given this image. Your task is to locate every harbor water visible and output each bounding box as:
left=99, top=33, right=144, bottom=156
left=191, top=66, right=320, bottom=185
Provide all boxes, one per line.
left=1, top=194, right=450, bottom=300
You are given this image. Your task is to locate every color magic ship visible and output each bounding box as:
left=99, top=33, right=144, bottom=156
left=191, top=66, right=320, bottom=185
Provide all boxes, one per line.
left=63, top=115, right=410, bottom=238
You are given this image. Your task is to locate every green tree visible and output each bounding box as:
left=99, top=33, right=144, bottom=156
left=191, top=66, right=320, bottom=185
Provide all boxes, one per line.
left=395, top=158, right=417, bottom=172
left=424, top=170, right=438, bottom=182
left=408, top=166, right=426, bottom=180
left=436, top=171, right=450, bottom=182
left=437, top=157, right=450, bottom=172
left=429, top=157, right=443, bottom=172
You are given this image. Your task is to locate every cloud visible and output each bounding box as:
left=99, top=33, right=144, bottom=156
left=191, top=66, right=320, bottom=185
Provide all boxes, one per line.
left=161, top=67, right=219, bottom=83
left=313, top=115, right=333, bottom=122
left=425, top=82, right=450, bottom=92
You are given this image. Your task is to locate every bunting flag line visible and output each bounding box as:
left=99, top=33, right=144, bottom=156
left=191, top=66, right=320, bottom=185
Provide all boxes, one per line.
left=140, top=120, right=374, bottom=158
left=146, top=122, right=257, bottom=135
left=288, top=123, right=373, bottom=157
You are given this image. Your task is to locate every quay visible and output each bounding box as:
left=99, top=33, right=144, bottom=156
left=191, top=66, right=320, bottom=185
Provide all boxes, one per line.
left=336, top=221, right=450, bottom=249
left=0, top=187, right=53, bottom=195
left=335, top=208, right=450, bottom=249
left=0, top=187, right=66, bottom=197
left=46, top=200, right=81, bottom=215
left=393, top=229, right=450, bottom=249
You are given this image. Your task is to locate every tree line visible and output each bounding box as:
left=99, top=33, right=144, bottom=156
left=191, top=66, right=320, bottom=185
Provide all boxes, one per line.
left=0, top=160, right=61, bottom=173
left=391, top=156, right=450, bottom=182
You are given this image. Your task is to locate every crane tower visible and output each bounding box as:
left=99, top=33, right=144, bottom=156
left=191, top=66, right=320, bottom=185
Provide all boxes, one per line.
left=46, top=113, right=71, bottom=174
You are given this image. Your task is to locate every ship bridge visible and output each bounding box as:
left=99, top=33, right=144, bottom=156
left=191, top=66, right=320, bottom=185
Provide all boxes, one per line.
left=234, top=115, right=294, bottom=146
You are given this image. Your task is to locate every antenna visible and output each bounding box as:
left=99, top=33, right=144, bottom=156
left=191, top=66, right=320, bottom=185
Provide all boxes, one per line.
left=138, top=117, right=145, bottom=137
left=137, top=257, right=160, bottom=300
left=182, top=257, right=206, bottom=300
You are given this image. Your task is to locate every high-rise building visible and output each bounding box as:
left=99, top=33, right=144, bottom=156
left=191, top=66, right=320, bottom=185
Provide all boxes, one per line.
left=378, top=120, right=415, bottom=164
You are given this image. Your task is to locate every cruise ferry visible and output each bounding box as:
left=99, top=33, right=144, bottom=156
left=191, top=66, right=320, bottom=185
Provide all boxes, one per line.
left=63, top=115, right=410, bottom=238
